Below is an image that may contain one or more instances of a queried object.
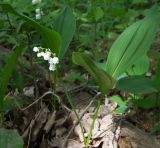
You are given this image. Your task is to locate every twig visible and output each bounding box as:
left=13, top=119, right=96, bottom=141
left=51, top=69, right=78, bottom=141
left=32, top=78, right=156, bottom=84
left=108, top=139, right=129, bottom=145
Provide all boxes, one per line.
left=20, top=91, right=71, bottom=112
left=21, top=91, right=52, bottom=111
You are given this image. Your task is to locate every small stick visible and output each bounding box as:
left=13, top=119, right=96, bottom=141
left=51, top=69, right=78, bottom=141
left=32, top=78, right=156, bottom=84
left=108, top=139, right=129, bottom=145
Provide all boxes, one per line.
left=21, top=91, right=52, bottom=111
left=20, top=91, right=71, bottom=112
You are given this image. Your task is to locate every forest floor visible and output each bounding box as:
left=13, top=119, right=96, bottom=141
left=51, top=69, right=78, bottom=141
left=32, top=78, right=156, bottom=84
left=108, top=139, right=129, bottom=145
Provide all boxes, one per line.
left=2, top=76, right=160, bottom=148
left=1, top=37, right=160, bottom=148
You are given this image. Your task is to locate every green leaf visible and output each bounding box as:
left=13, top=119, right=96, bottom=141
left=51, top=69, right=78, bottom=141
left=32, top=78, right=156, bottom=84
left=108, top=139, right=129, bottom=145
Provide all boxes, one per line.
left=12, top=69, right=23, bottom=92
left=132, top=95, right=160, bottom=109
left=1, top=98, right=17, bottom=112
left=54, top=6, right=76, bottom=58
left=109, top=95, right=128, bottom=114
left=72, top=52, right=115, bottom=95
left=0, top=3, right=61, bottom=55
left=127, top=55, right=150, bottom=75
left=94, top=7, right=104, bottom=21
left=109, top=95, right=124, bottom=106
left=106, top=11, right=160, bottom=78
left=94, top=62, right=106, bottom=71
left=114, top=104, right=128, bottom=114
left=153, top=59, right=160, bottom=90
left=0, top=128, right=24, bottom=148
left=116, top=76, right=158, bottom=94
left=0, top=44, right=23, bottom=112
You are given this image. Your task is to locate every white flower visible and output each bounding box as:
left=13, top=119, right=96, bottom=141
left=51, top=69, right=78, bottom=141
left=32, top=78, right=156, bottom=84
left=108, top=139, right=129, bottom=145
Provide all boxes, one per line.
left=49, top=64, right=56, bottom=71
left=37, top=52, right=42, bottom=57
left=37, top=52, right=44, bottom=57
left=33, top=47, right=39, bottom=52
left=35, top=8, right=40, bottom=14
left=32, top=0, right=41, bottom=5
left=49, top=57, right=59, bottom=64
left=36, top=13, right=41, bottom=20
left=43, top=51, right=51, bottom=60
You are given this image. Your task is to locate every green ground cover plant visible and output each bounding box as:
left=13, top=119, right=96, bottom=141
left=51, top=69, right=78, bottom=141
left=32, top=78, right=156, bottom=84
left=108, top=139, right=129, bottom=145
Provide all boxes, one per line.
left=0, top=0, right=160, bottom=147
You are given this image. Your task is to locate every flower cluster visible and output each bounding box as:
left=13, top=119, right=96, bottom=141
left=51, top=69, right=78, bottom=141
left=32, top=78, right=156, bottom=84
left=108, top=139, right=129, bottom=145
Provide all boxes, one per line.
left=32, top=0, right=42, bottom=20
left=33, top=47, right=59, bottom=71
left=35, top=8, right=41, bottom=20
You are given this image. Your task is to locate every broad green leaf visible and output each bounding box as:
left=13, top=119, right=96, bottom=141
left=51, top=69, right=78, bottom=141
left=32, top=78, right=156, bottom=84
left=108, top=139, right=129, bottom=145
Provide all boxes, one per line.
left=109, top=95, right=128, bottom=114
left=94, top=62, right=106, bottom=71
left=127, top=55, right=150, bottom=75
left=114, top=104, right=128, bottom=114
left=109, top=95, right=124, bottom=106
left=72, top=52, right=115, bottom=95
left=116, top=76, right=158, bottom=94
left=0, top=128, right=24, bottom=148
left=132, top=95, right=160, bottom=109
left=106, top=11, right=160, bottom=78
left=0, top=44, right=23, bottom=112
left=153, top=59, right=160, bottom=90
left=0, top=3, right=61, bottom=55
left=54, top=6, right=76, bottom=58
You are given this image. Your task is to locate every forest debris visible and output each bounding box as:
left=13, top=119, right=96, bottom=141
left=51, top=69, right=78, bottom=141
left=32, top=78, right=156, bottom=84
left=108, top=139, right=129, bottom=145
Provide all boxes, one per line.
left=43, top=111, right=56, bottom=134
left=118, top=121, right=160, bottom=148
left=67, top=139, right=84, bottom=148
left=101, top=129, right=120, bottom=148
left=74, top=125, right=84, bottom=142
left=72, top=105, right=120, bottom=147
left=49, top=137, right=66, bottom=148
left=62, top=100, right=94, bottom=148
left=100, top=114, right=113, bottom=131
left=31, top=107, right=49, bottom=142
left=55, top=115, right=69, bottom=127
left=56, top=127, right=67, bottom=137
left=22, top=106, right=49, bottom=143
left=23, top=86, right=34, bottom=97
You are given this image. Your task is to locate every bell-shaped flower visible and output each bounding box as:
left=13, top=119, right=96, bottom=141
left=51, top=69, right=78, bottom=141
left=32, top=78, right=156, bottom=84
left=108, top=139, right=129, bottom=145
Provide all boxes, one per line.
left=49, top=57, right=59, bottom=64
left=49, top=64, right=56, bottom=71
left=33, top=47, right=39, bottom=52
left=43, top=51, right=51, bottom=60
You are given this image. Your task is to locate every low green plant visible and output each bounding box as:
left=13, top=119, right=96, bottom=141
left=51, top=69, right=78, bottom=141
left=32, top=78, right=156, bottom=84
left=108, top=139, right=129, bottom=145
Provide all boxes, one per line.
left=0, top=44, right=24, bottom=112
left=0, top=3, right=76, bottom=147
left=72, top=8, right=160, bottom=147
left=0, top=128, right=24, bottom=148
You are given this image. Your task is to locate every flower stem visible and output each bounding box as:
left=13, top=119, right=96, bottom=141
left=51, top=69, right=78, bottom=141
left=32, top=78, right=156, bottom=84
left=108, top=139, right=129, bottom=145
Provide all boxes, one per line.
left=48, top=70, right=55, bottom=110
left=61, top=80, right=87, bottom=144
left=53, top=70, right=57, bottom=108
left=85, top=94, right=104, bottom=147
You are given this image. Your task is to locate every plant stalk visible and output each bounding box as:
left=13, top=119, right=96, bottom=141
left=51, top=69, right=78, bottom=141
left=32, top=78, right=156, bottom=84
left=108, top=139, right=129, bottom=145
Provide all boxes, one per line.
left=61, top=80, right=87, bottom=144
left=85, top=94, right=104, bottom=147
left=53, top=71, right=57, bottom=108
